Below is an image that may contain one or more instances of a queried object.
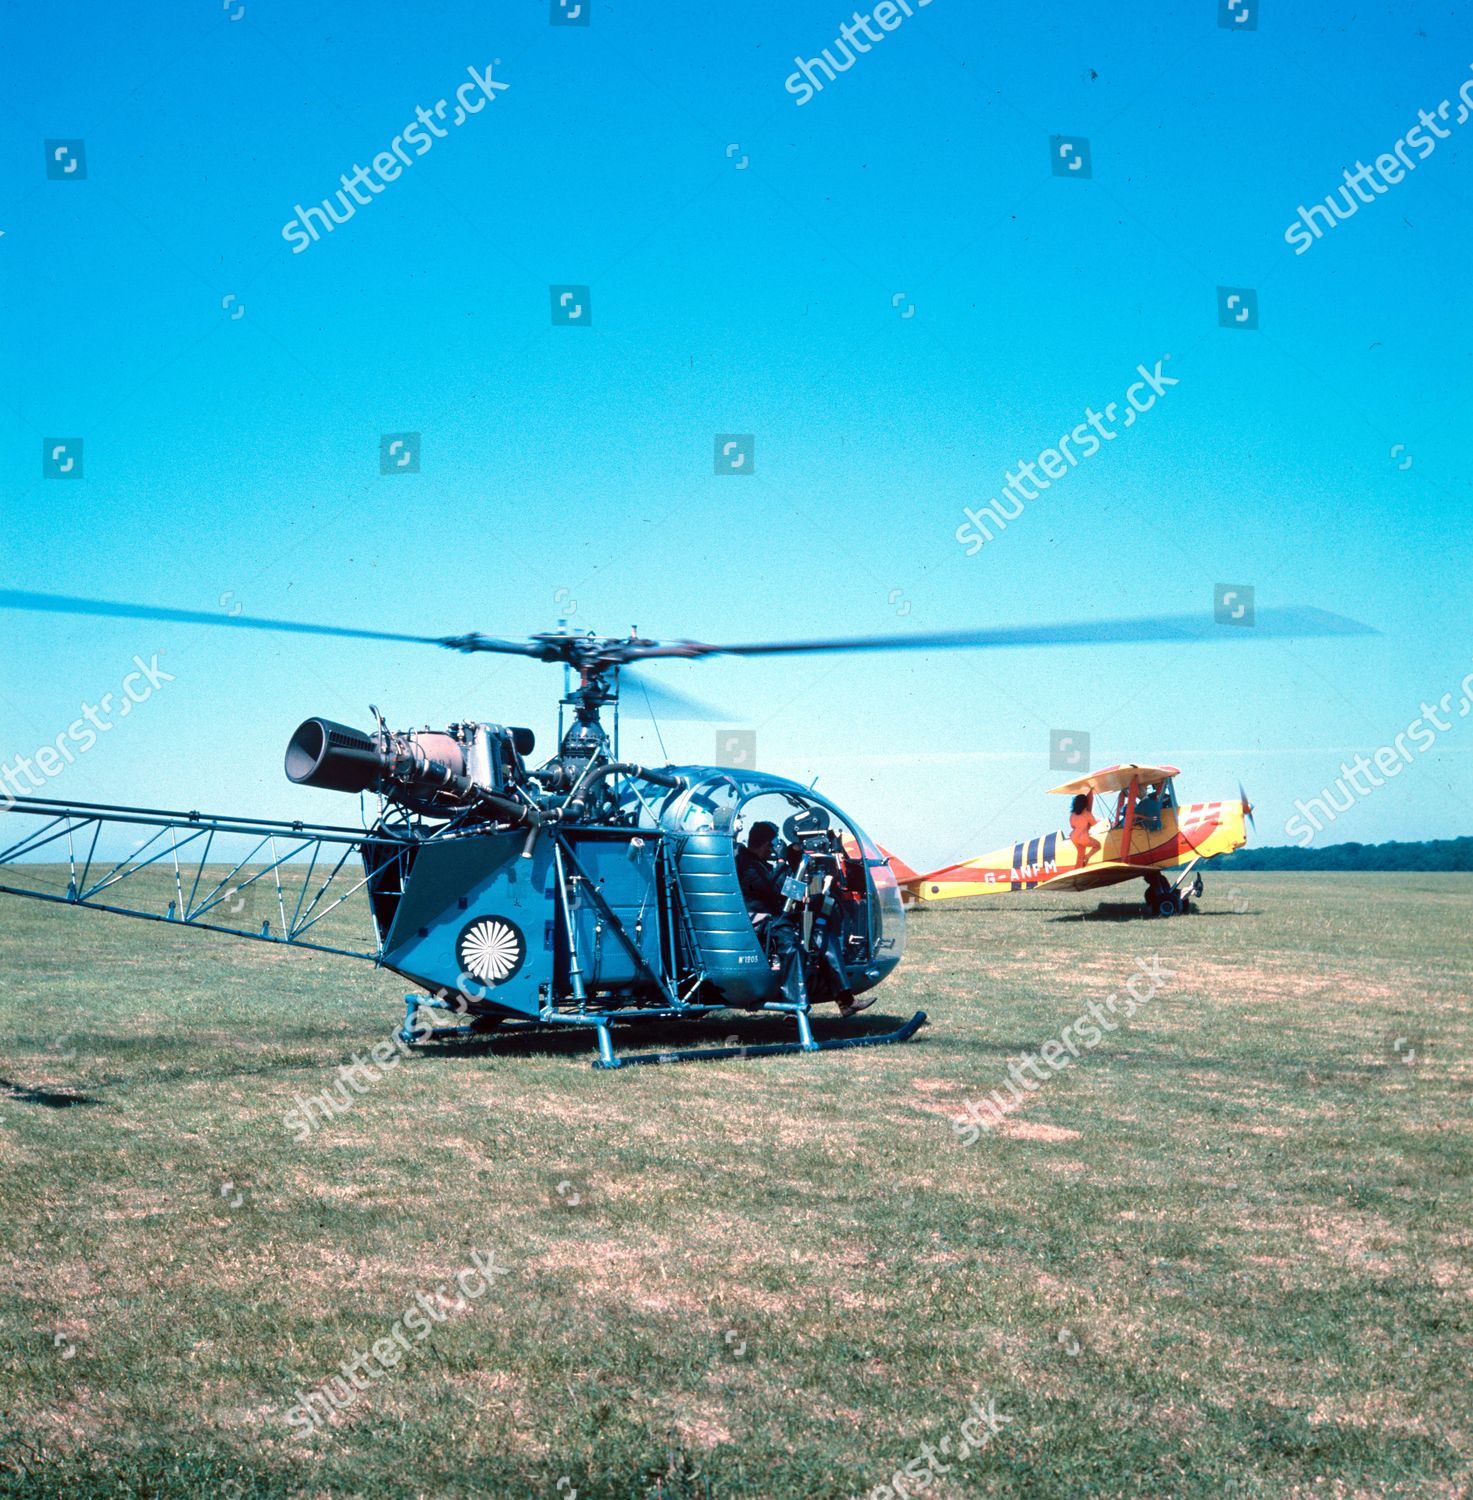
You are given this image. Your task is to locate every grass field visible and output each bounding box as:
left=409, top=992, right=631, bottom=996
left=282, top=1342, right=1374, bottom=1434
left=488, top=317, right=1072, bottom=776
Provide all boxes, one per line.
left=1, top=872, right=1469, bottom=1498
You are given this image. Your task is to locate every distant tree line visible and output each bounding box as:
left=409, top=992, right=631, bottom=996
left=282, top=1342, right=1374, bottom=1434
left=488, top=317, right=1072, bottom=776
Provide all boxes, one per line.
left=1218, top=837, right=1473, bottom=871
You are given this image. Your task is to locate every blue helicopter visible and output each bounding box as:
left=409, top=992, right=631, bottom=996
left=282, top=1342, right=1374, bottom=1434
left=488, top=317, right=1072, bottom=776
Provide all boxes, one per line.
left=0, top=591, right=1373, bottom=1067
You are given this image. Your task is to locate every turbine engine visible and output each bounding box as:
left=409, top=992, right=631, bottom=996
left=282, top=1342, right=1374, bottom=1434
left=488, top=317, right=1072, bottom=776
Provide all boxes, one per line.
left=284, top=716, right=535, bottom=820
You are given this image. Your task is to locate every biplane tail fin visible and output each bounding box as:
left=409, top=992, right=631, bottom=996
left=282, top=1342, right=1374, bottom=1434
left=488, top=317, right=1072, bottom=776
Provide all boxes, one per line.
left=878, top=845, right=922, bottom=886
left=877, top=846, right=927, bottom=905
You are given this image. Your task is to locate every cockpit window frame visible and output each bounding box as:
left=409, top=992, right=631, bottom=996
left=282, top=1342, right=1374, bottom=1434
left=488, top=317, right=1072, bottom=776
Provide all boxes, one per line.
left=653, top=768, right=884, bottom=863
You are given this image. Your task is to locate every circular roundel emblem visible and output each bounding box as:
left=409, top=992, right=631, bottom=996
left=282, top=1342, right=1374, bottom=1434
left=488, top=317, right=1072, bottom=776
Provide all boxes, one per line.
left=456, top=916, right=526, bottom=987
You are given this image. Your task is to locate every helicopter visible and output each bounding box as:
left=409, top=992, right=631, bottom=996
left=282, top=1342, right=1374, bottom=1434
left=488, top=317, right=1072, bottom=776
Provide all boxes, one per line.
left=0, top=590, right=1373, bottom=1067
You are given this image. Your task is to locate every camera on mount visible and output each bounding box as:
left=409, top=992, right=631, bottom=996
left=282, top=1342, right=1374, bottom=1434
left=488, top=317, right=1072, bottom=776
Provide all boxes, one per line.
left=782, top=806, right=839, bottom=856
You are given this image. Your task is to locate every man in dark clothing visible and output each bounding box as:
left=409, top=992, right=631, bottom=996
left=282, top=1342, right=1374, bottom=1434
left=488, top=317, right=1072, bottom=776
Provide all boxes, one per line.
left=737, top=821, right=870, bottom=1016
left=736, top=820, right=805, bottom=1008
left=1135, top=782, right=1163, bottom=832
left=736, top=820, right=788, bottom=919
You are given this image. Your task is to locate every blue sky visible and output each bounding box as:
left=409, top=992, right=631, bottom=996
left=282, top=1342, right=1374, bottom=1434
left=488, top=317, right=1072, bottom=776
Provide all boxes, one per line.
left=1, top=0, right=1469, bottom=868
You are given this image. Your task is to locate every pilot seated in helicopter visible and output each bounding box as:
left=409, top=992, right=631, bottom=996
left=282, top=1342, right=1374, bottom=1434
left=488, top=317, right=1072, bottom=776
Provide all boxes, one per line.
left=737, top=821, right=871, bottom=1017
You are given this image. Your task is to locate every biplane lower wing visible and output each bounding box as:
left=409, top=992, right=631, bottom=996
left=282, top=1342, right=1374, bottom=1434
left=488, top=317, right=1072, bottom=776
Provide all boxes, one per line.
left=0, top=795, right=410, bottom=961
left=1020, top=859, right=1147, bottom=894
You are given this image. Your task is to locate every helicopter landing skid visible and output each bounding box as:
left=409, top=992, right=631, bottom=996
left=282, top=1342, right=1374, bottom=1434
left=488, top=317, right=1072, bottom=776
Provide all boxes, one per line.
left=400, top=994, right=927, bottom=1070
left=607, top=1007, right=929, bottom=1069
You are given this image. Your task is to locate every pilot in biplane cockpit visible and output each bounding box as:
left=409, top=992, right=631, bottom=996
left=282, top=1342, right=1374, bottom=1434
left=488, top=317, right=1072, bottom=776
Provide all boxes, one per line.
left=1136, top=782, right=1163, bottom=831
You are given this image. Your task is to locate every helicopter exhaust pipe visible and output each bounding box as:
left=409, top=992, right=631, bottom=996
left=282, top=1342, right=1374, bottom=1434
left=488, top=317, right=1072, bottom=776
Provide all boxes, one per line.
left=562, top=762, right=686, bottom=821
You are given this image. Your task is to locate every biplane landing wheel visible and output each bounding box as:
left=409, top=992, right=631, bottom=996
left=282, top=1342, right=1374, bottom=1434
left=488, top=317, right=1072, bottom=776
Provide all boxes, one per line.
left=1155, top=894, right=1181, bottom=918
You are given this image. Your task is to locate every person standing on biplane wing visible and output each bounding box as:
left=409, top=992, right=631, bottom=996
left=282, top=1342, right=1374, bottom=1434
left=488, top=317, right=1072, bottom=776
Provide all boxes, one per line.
left=1069, top=793, right=1102, bottom=869
left=737, top=821, right=871, bottom=1017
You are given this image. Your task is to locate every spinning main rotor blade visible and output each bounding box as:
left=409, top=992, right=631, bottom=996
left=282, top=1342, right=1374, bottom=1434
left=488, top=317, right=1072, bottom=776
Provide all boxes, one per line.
left=0, top=590, right=541, bottom=657
left=0, top=590, right=1376, bottom=666
left=620, top=606, right=1378, bottom=661
left=618, top=668, right=726, bottom=723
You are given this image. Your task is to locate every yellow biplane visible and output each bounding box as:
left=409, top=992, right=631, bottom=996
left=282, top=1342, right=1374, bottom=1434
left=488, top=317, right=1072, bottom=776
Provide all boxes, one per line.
left=897, top=763, right=1253, bottom=917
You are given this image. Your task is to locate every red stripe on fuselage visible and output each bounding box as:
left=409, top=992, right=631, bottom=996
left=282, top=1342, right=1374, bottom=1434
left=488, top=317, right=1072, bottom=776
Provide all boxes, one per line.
left=1122, top=812, right=1221, bottom=866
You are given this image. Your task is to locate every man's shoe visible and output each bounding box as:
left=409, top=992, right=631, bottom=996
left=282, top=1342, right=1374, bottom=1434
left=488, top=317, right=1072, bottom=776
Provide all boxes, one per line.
left=837, top=992, right=874, bottom=1017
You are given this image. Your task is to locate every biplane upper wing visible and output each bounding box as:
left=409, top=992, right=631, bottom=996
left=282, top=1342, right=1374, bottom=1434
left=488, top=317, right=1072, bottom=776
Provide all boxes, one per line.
left=1047, top=762, right=1181, bottom=796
